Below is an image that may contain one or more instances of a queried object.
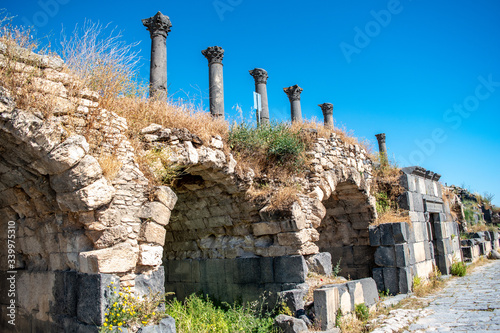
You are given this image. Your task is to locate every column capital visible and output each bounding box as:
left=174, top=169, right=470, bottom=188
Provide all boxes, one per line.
left=318, top=103, right=333, bottom=115
left=202, top=46, right=225, bottom=65
left=142, top=12, right=172, bottom=39
left=375, top=133, right=386, bottom=143
left=284, top=85, right=303, bottom=101
left=249, top=68, right=268, bottom=84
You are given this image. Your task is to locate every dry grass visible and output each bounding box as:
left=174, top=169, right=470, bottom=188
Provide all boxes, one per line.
left=98, top=153, right=123, bottom=181
left=337, top=313, right=367, bottom=333
left=371, top=210, right=411, bottom=226
left=412, top=268, right=444, bottom=298
left=304, top=272, right=347, bottom=303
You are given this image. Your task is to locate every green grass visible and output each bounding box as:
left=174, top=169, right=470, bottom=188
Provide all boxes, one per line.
left=165, top=294, right=279, bottom=333
left=451, top=261, right=467, bottom=277
left=228, top=122, right=307, bottom=172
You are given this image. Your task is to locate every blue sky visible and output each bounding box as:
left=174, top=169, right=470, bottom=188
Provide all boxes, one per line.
left=3, top=0, right=500, bottom=206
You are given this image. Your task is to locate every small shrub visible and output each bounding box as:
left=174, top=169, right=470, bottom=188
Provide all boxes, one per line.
left=450, top=261, right=467, bottom=277
left=354, top=303, right=369, bottom=322
left=333, top=258, right=342, bottom=277
left=413, top=275, right=421, bottom=289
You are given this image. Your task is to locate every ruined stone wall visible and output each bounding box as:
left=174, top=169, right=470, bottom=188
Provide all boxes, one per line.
left=0, top=44, right=174, bottom=331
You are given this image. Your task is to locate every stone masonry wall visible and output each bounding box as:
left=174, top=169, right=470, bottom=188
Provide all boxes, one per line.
left=0, top=44, right=176, bottom=331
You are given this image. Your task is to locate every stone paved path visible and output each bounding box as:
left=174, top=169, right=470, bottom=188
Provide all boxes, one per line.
left=373, top=260, right=500, bottom=332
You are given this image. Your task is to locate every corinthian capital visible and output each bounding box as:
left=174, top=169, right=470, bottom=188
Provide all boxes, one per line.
left=284, top=85, right=303, bottom=101
left=202, top=46, right=225, bottom=65
left=319, top=103, right=333, bottom=115
left=142, top=12, right=172, bottom=38
left=249, top=68, right=268, bottom=84
left=375, top=133, right=386, bottom=143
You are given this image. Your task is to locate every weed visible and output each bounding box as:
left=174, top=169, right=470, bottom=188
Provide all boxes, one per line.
left=354, top=303, right=369, bottom=322
left=333, top=258, right=342, bottom=277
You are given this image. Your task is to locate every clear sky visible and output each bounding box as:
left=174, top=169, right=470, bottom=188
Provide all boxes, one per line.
left=3, top=0, right=500, bottom=206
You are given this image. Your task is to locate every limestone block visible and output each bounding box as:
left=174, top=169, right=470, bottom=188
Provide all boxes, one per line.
left=154, top=186, right=178, bottom=210
left=253, top=222, right=281, bottom=236
left=314, top=287, right=339, bottom=330
left=32, top=135, right=89, bottom=175
left=140, top=221, right=167, bottom=246
left=93, top=225, right=129, bottom=249
left=79, top=242, right=138, bottom=274
left=139, top=244, right=163, bottom=266
left=57, top=178, right=115, bottom=212
left=138, top=201, right=171, bottom=226
left=358, top=278, right=379, bottom=306
left=412, top=242, right=426, bottom=263
left=50, top=155, right=103, bottom=193
left=277, top=229, right=310, bottom=247
left=141, top=123, right=162, bottom=134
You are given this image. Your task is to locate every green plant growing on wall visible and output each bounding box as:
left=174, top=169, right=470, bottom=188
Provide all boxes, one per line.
left=332, top=258, right=342, bottom=277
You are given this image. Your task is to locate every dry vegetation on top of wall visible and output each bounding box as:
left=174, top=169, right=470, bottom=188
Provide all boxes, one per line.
left=370, top=158, right=410, bottom=225
left=0, top=15, right=370, bottom=207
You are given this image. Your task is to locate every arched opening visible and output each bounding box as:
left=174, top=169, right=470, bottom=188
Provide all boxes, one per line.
left=316, top=180, right=376, bottom=280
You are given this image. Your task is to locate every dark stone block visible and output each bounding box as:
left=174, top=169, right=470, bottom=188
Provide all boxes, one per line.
left=383, top=267, right=399, bottom=295
left=136, top=266, right=165, bottom=298
left=274, top=256, right=307, bottom=284
left=392, top=223, right=409, bottom=244
left=274, top=314, right=308, bottom=333
left=461, top=239, right=473, bottom=247
left=395, top=244, right=410, bottom=268
left=260, top=257, right=275, bottom=283
left=62, top=317, right=100, bottom=333
left=342, top=246, right=354, bottom=265
left=380, top=224, right=395, bottom=246
left=305, top=252, right=332, bottom=275
left=462, top=246, right=472, bottom=259
left=77, top=273, right=119, bottom=326
left=167, top=260, right=193, bottom=283
left=52, top=271, right=78, bottom=318
left=369, top=225, right=381, bottom=246
left=278, top=288, right=308, bottom=314
left=235, top=258, right=261, bottom=284
left=433, top=222, right=444, bottom=240
left=372, top=267, right=384, bottom=291
left=353, top=246, right=375, bottom=265
left=374, top=246, right=396, bottom=267
left=200, top=259, right=225, bottom=285
left=398, top=192, right=412, bottom=211
left=398, top=268, right=411, bottom=294
left=436, top=240, right=446, bottom=256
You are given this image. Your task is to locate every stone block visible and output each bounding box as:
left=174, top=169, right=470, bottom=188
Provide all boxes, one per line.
left=336, top=283, right=352, bottom=314
left=252, top=222, right=281, bottom=236
left=274, top=314, right=308, bottom=333
left=380, top=223, right=395, bottom=246
left=140, top=222, right=166, bottom=246
left=56, top=178, right=115, bottom=212
left=135, top=267, right=165, bottom=298
left=372, top=267, right=384, bottom=291
left=52, top=271, right=78, bottom=318
left=278, top=288, right=308, bottom=315
left=412, top=242, right=426, bottom=263
left=260, top=257, right=275, bottom=283
left=138, top=202, right=171, bottom=226
left=274, top=256, right=308, bottom=283
left=358, top=278, right=379, bottom=306
left=79, top=242, right=138, bottom=274
left=383, top=267, right=398, bottom=295
left=374, top=246, right=395, bottom=267
left=159, top=316, right=176, bottom=333
left=314, top=287, right=339, bottom=331
left=398, top=268, right=412, bottom=294
left=400, top=173, right=416, bottom=192
left=395, top=244, right=410, bottom=268
left=77, top=273, right=119, bottom=326
left=154, top=186, right=178, bottom=210
left=392, top=222, right=409, bottom=244
left=50, top=155, right=102, bottom=193
left=235, top=257, right=261, bottom=284
left=139, top=244, right=163, bottom=266
left=33, top=135, right=88, bottom=175
left=305, top=252, right=332, bottom=275
left=412, top=193, right=425, bottom=212
left=167, top=259, right=193, bottom=284
left=200, top=259, right=225, bottom=285
left=368, top=225, right=381, bottom=246
left=347, top=281, right=364, bottom=306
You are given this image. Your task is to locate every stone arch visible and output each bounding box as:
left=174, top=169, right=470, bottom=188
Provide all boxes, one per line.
left=314, top=171, right=377, bottom=280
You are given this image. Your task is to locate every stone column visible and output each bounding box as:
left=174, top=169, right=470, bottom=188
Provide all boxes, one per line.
left=284, top=85, right=303, bottom=122
left=375, top=133, right=388, bottom=164
left=319, top=103, right=334, bottom=128
left=142, top=12, right=172, bottom=99
left=202, top=46, right=225, bottom=118
left=249, top=68, right=270, bottom=124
